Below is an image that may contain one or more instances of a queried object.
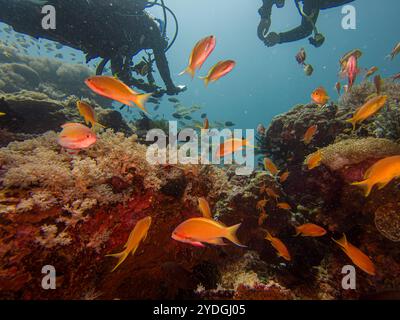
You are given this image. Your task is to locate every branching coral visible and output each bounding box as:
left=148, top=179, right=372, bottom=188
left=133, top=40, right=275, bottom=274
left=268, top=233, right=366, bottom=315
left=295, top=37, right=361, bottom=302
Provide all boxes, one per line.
left=0, top=129, right=162, bottom=216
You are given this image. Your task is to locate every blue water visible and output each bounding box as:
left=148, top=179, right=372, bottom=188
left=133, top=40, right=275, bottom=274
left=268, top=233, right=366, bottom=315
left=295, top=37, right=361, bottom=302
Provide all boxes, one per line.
left=161, top=0, right=400, bottom=129
left=1, top=0, right=400, bottom=130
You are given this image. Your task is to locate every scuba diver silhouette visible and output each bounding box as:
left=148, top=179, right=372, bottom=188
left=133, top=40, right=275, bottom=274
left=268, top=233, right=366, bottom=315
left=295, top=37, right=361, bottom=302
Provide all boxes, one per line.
left=0, top=0, right=185, bottom=96
left=257, top=0, right=356, bottom=48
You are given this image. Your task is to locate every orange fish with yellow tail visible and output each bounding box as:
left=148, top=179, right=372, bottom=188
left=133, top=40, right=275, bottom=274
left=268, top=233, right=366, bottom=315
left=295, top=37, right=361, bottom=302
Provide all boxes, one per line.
left=311, top=87, right=330, bottom=106
left=85, top=76, right=152, bottom=113
left=172, top=217, right=245, bottom=247
left=332, top=234, right=376, bottom=276
left=264, top=157, right=279, bottom=176
left=265, top=231, right=291, bottom=261
left=76, top=101, right=105, bottom=129
left=200, top=60, right=236, bottom=86
left=106, top=216, right=152, bottom=272
left=305, top=150, right=322, bottom=170
left=295, top=223, right=327, bottom=237
left=351, top=155, right=400, bottom=197
left=279, top=170, right=290, bottom=183
left=302, top=125, right=318, bottom=145
left=346, top=95, right=387, bottom=130
left=216, top=138, right=254, bottom=159
left=180, top=35, right=216, bottom=79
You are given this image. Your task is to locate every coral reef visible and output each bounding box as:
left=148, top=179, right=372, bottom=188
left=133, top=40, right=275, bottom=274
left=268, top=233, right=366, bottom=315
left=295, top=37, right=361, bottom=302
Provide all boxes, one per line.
left=0, top=43, right=105, bottom=103
left=1, top=81, right=400, bottom=300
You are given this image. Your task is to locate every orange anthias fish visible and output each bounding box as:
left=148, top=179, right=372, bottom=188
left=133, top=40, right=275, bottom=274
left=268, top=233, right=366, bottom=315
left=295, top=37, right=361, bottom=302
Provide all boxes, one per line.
left=264, top=157, right=279, bottom=176
left=311, top=87, right=330, bottom=106
left=302, top=125, right=318, bottom=145
left=374, top=75, right=383, bottom=95
left=76, top=101, right=105, bottom=129
left=107, top=216, right=152, bottom=272
left=203, top=118, right=209, bottom=130
left=172, top=217, right=245, bottom=247
left=343, top=54, right=360, bottom=88
left=332, top=234, right=376, bottom=276
left=265, top=231, right=291, bottom=261
left=351, top=155, right=400, bottom=197
left=198, top=197, right=212, bottom=219
left=335, top=82, right=341, bottom=96
left=57, top=123, right=97, bottom=150
left=85, top=76, right=152, bottom=113
left=200, top=60, right=236, bottom=86
left=295, top=223, right=327, bottom=237
left=277, top=202, right=291, bottom=210
left=279, top=170, right=290, bottom=183
left=180, top=35, right=216, bottom=79
left=346, top=95, right=387, bottom=130
left=391, top=72, right=400, bottom=81
left=364, top=66, right=378, bottom=80
left=305, top=150, right=322, bottom=170
left=387, top=42, right=400, bottom=61
left=216, top=138, right=253, bottom=158
left=265, top=188, right=280, bottom=201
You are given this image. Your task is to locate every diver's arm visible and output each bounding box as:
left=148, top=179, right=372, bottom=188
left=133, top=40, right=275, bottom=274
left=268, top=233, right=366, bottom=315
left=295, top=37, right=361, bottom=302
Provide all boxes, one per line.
left=277, top=0, right=319, bottom=44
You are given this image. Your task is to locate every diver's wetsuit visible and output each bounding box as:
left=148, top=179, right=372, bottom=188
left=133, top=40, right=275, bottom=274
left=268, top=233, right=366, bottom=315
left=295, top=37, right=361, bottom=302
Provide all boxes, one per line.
left=0, top=0, right=182, bottom=95
left=258, top=0, right=355, bottom=45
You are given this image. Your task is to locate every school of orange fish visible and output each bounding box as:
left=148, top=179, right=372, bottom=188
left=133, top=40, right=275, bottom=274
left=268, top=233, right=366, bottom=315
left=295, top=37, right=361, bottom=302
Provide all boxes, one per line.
left=54, top=36, right=400, bottom=276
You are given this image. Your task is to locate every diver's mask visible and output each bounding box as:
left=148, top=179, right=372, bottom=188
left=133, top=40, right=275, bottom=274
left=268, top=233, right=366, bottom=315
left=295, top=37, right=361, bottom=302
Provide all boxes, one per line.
left=309, top=33, right=325, bottom=48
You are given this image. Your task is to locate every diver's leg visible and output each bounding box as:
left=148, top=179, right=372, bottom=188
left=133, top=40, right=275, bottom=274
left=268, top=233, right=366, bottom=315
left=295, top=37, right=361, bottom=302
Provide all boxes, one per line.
left=319, top=0, right=355, bottom=10
left=152, top=46, right=180, bottom=94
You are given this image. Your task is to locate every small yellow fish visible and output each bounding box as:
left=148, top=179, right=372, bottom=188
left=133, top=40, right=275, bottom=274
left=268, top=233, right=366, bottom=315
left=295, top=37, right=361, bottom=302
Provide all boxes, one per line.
left=107, top=216, right=152, bottom=272
left=265, top=231, right=291, bottom=261
left=0, top=112, right=5, bottom=116
left=198, top=197, right=212, bottom=219
left=277, top=202, right=291, bottom=210
left=172, top=217, right=245, bottom=247
left=302, top=125, right=318, bottom=145
left=295, top=223, right=327, bottom=237
left=332, top=234, right=376, bottom=276
left=264, top=157, right=279, bottom=176
left=346, top=95, right=387, bottom=130
left=305, top=150, right=322, bottom=170
left=279, top=170, right=290, bottom=184
left=76, top=101, right=105, bottom=128
left=351, top=155, right=400, bottom=197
